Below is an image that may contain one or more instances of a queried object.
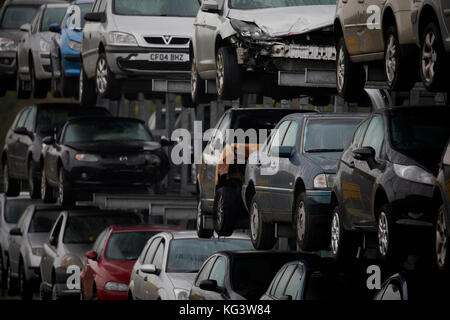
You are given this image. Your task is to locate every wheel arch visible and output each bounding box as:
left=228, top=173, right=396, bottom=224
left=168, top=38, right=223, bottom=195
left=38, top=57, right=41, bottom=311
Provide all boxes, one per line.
left=418, top=4, right=440, bottom=42
left=292, top=179, right=306, bottom=218
left=245, top=180, right=255, bottom=210
left=333, top=19, right=344, bottom=45
left=382, top=6, right=396, bottom=37
left=373, top=186, right=389, bottom=221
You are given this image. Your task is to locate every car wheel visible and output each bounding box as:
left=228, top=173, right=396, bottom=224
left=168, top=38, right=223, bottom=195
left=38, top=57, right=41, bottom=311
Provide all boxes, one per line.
left=59, top=56, right=73, bottom=98
left=79, top=63, right=97, bottom=107
left=213, top=187, right=238, bottom=236
left=420, top=22, right=447, bottom=92
left=377, top=204, right=400, bottom=264
left=28, top=162, right=41, bottom=199
left=436, top=205, right=449, bottom=271
left=30, top=59, right=48, bottom=99
left=16, top=70, right=31, bottom=100
left=39, top=282, right=51, bottom=301
left=197, top=201, right=213, bottom=239
left=336, top=38, right=366, bottom=102
left=330, top=205, right=358, bottom=263
left=295, top=192, right=323, bottom=251
left=96, top=52, right=121, bottom=100
left=19, top=263, right=32, bottom=300
left=384, top=26, right=416, bottom=91
left=3, top=163, right=20, bottom=197
left=7, top=263, right=18, bottom=296
left=190, top=58, right=206, bottom=106
left=58, top=168, right=74, bottom=207
left=41, top=169, right=55, bottom=203
left=52, top=283, right=61, bottom=301
left=250, top=195, right=276, bottom=250
left=216, top=47, right=242, bottom=101
left=0, top=251, right=6, bottom=291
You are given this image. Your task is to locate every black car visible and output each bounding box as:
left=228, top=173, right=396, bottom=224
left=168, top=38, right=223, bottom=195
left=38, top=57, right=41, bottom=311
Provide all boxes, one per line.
left=2, top=104, right=111, bottom=199
left=41, top=117, right=172, bottom=206
left=434, top=139, right=450, bottom=271
left=243, top=113, right=365, bottom=250
left=189, top=251, right=317, bottom=301
left=331, top=106, right=450, bottom=264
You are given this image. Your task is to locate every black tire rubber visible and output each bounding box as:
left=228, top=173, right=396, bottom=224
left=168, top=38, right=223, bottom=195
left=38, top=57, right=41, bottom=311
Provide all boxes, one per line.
left=39, top=282, right=51, bottom=301
left=3, top=163, right=21, bottom=197
left=58, top=168, right=75, bottom=208
left=79, top=63, right=97, bottom=107
left=249, top=195, right=276, bottom=250
left=213, top=187, right=239, bottom=237
left=7, top=264, right=18, bottom=296
left=197, top=201, right=213, bottom=239
left=336, top=38, right=366, bottom=102
left=0, top=251, right=6, bottom=292
left=436, top=205, right=450, bottom=271
left=295, top=192, right=324, bottom=252
left=28, top=161, right=41, bottom=199
left=59, top=56, right=74, bottom=97
left=377, top=204, right=401, bottom=265
left=420, top=22, right=448, bottom=92
left=95, top=52, right=121, bottom=100
left=30, top=59, right=48, bottom=99
left=41, top=168, right=55, bottom=203
left=384, top=26, right=417, bottom=91
left=16, top=71, right=31, bottom=100
left=330, top=205, right=359, bottom=263
left=190, top=58, right=207, bottom=106
left=181, top=94, right=197, bottom=109
left=19, top=263, right=32, bottom=300
left=216, top=47, right=242, bottom=101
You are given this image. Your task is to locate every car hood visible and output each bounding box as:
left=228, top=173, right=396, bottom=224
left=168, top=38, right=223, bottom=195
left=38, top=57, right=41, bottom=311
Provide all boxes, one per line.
left=28, top=233, right=50, bottom=247
left=65, top=141, right=162, bottom=154
left=167, top=273, right=197, bottom=291
left=303, top=152, right=341, bottom=173
left=228, top=5, right=336, bottom=37
left=101, top=259, right=136, bottom=283
left=0, top=29, right=23, bottom=43
left=65, top=28, right=82, bottom=43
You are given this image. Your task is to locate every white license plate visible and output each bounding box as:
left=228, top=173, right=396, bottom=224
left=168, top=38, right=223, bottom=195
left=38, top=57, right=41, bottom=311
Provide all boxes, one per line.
left=149, top=52, right=189, bottom=62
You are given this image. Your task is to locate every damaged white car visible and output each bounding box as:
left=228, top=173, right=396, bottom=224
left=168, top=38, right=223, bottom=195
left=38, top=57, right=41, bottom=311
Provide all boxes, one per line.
left=191, top=0, right=338, bottom=104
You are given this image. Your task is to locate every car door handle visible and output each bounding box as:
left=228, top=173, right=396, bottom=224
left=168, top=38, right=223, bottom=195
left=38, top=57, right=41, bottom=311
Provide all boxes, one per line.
left=348, top=161, right=355, bottom=169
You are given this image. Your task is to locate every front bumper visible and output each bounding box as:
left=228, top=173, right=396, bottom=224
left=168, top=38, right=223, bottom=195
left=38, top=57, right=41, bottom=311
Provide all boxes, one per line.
left=62, top=53, right=81, bottom=78
left=0, top=50, right=17, bottom=77
left=35, top=51, right=52, bottom=80
left=98, top=288, right=128, bottom=300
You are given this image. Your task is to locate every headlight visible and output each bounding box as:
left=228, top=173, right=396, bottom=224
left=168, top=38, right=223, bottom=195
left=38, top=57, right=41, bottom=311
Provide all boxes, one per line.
left=313, top=174, right=335, bottom=189
left=145, top=154, right=161, bottom=166
left=67, top=40, right=82, bottom=52
left=75, top=154, right=100, bottom=162
left=61, top=254, right=82, bottom=269
left=0, top=37, right=16, bottom=51
left=32, top=248, right=42, bottom=256
left=104, top=281, right=128, bottom=292
left=40, top=39, right=51, bottom=52
left=108, top=31, right=138, bottom=46
left=393, top=164, right=435, bottom=185
left=230, top=19, right=267, bottom=40
left=174, top=288, right=189, bottom=300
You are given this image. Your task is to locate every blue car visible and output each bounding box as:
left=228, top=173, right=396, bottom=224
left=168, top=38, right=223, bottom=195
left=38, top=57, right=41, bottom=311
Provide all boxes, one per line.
left=49, top=0, right=93, bottom=98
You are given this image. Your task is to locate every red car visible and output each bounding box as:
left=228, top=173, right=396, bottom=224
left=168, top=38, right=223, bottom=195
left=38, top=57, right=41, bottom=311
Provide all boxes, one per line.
left=80, top=225, right=183, bottom=300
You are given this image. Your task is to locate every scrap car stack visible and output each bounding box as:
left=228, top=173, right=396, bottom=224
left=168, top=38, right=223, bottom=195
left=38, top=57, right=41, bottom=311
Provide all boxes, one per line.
left=0, top=0, right=449, bottom=302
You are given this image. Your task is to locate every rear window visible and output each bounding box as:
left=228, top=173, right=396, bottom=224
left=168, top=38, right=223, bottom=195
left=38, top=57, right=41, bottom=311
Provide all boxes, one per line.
left=105, top=231, right=157, bottom=261
left=29, top=210, right=60, bottom=233
left=0, top=5, right=38, bottom=29
left=40, top=7, right=67, bottom=32
left=5, top=199, right=30, bottom=224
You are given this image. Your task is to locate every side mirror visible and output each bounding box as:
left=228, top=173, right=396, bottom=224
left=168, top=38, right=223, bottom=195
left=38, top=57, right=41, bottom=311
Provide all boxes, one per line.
left=42, top=136, right=55, bottom=145
left=85, top=250, right=98, bottom=260
left=84, top=12, right=106, bottom=23
left=271, top=146, right=294, bottom=159
left=14, top=127, right=28, bottom=136
left=140, top=264, right=157, bottom=275
left=199, top=279, right=222, bottom=293
left=279, top=295, right=293, bottom=301
left=353, top=147, right=376, bottom=161
left=9, top=228, right=22, bottom=236
left=49, top=235, right=57, bottom=247
left=160, top=136, right=175, bottom=147
left=49, top=23, right=61, bottom=33
left=20, top=23, right=31, bottom=32
left=201, top=0, right=220, bottom=13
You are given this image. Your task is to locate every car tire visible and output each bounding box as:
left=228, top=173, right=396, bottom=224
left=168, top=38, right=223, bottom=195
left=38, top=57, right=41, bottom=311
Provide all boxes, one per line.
left=213, top=187, right=238, bottom=237
left=96, top=52, right=121, bottom=100
left=197, top=201, right=213, bottom=239
left=19, top=263, right=32, bottom=300
left=336, top=38, right=366, bottom=102
left=39, top=282, right=51, bottom=301
left=420, top=22, right=448, bottom=92
left=0, top=251, right=6, bottom=291
left=28, top=162, right=41, bottom=199
left=330, top=205, right=358, bottom=263
left=7, top=263, right=18, bottom=296
left=16, top=71, right=31, bottom=100
left=377, top=204, right=400, bottom=264
left=41, top=168, right=55, bottom=203
left=181, top=94, right=196, bottom=109
left=52, top=283, right=61, bottom=301
left=58, top=168, right=75, bottom=207
left=384, top=26, right=417, bottom=91
left=59, top=55, right=74, bottom=98
left=249, top=195, right=276, bottom=250
left=79, top=63, right=97, bottom=107
left=30, top=59, right=48, bottom=99
left=295, top=192, right=323, bottom=251
left=190, top=58, right=206, bottom=106
left=436, top=205, right=449, bottom=271
left=216, top=47, right=242, bottom=101
left=3, top=163, right=20, bottom=197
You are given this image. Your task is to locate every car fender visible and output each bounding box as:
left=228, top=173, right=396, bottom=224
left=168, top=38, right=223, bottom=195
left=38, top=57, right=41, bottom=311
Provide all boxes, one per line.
left=217, top=19, right=236, bottom=42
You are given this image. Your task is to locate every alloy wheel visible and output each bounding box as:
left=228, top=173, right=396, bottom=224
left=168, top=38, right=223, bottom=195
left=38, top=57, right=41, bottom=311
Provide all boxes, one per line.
left=296, top=201, right=306, bottom=241
left=3, top=164, right=8, bottom=193
left=96, top=58, right=108, bottom=95
left=378, top=211, right=389, bottom=257
left=436, top=207, right=448, bottom=269
left=331, top=211, right=340, bottom=256
left=216, top=195, right=224, bottom=229
left=216, top=52, right=224, bottom=96
left=191, top=61, right=198, bottom=99
left=385, top=35, right=397, bottom=83
left=196, top=202, right=202, bottom=231
left=337, top=47, right=345, bottom=92
left=41, top=170, right=46, bottom=200
left=58, top=170, right=64, bottom=205
left=422, top=31, right=437, bottom=84
left=79, top=69, right=84, bottom=102
left=250, top=201, right=259, bottom=242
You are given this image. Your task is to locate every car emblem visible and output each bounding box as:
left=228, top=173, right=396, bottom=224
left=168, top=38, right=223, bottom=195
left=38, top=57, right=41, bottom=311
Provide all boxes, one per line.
left=162, top=35, right=172, bottom=45
left=119, top=156, right=128, bottom=162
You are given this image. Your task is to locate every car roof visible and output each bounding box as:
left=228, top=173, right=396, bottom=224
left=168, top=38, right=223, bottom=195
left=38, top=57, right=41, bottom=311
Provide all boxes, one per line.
left=63, top=207, right=137, bottom=217
left=109, top=225, right=184, bottom=233
left=4, top=0, right=68, bottom=5
left=227, top=108, right=315, bottom=114
left=377, top=105, right=450, bottom=114
left=287, top=112, right=368, bottom=120
left=66, top=116, right=144, bottom=125
left=162, top=231, right=250, bottom=240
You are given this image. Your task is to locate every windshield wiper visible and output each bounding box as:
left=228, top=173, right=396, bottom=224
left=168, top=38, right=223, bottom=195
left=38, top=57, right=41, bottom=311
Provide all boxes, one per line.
left=305, top=149, right=343, bottom=153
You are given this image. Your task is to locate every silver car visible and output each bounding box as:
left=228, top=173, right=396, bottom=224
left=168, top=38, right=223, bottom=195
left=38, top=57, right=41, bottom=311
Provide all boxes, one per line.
left=191, top=0, right=337, bottom=105
left=16, top=2, right=69, bottom=99
left=79, top=0, right=200, bottom=106
left=39, top=208, right=142, bottom=300
left=128, top=231, right=253, bottom=300
left=0, top=193, right=31, bottom=292
left=7, top=204, right=60, bottom=300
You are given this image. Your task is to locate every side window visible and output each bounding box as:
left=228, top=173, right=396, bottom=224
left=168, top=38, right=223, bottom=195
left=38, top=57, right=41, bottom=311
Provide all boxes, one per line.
left=17, top=208, right=31, bottom=233
left=208, top=256, right=227, bottom=288
left=98, top=0, right=107, bottom=13
left=284, top=265, right=304, bottom=300
left=269, top=267, right=285, bottom=296
left=352, top=119, right=369, bottom=146
left=144, top=238, right=160, bottom=265
left=92, top=0, right=101, bottom=12
left=217, top=0, right=225, bottom=8
left=49, top=217, right=63, bottom=247
left=196, top=257, right=216, bottom=286
left=16, top=109, right=30, bottom=129
left=282, top=121, right=299, bottom=147
left=274, top=264, right=296, bottom=299
left=381, top=282, right=403, bottom=300
left=151, top=241, right=164, bottom=270
left=92, top=229, right=108, bottom=257
left=31, top=11, right=40, bottom=33
left=362, top=116, right=385, bottom=158
left=24, top=107, right=36, bottom=132
left=269, top=121, right=291, bottom=155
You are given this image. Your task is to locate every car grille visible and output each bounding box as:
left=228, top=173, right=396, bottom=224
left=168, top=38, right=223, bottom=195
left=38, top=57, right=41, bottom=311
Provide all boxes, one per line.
left=117, top=59, right=190, bottom=71
left=144, top=36, right=190, bottom=46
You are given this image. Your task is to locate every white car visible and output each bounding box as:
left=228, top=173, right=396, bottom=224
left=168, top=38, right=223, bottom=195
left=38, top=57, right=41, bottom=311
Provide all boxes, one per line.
left=128, top=231, right=253, bottom=300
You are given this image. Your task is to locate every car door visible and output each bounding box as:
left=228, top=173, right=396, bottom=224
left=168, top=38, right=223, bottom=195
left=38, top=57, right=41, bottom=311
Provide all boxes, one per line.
left=341, top=0, right=366, bottom=55
left=83, top=0, right=107, bottom=77
left=41, top=215, right=63, bottom=286
left=203, top=255, right=228, bottom=300
left=134, top=237, right=160, bottom=300
left=44, top=128, right=64, bottom=184
left=144, top=239, right=165, bottom=300
left=16, top=106, right=36, bottom=178
left=190, top=256, right=216, bottom=300
left=82, top=229, right=108, bottom=299
left=6, top=108, right=29, bottom=175
left=359, top=0, right=385, bottom=54
left=9, top=208, right=31, bottom=276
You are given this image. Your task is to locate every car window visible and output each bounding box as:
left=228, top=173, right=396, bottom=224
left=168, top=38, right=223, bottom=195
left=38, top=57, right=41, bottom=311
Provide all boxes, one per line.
left=152, top=241, right=165, bottom=269
left=17, top=207, right=31, bottom=232
left=196, top=257, right=216, bottom=286
left=282, top=121, right=299, bottom=147
left=98, top=0, right=107, bottom=12
left=0, top=5, right=39, bottom=29
left=274, top=264, right=296, bottom=298
left=31, top=10, right=40, bottom=33
left=16, top=109, right=30, bottom=129
left=105, top=231, right=157, bottom=261
left=24, top=107, right=36, bottom=132
left=381, top=282, right=403, bottom=300
left=113, top=0, right=200, bottom=17
left=269, top=267, right=285, bottom=296
left=40, top=7, right=67, bottom=32
left=4, top=199, right=30, bottom=224
left=208, top=256, right=227, bottom=288
left=362, top=116, right=385, bottom=158
left=284, top=265, right=303, bottom=300
left=352, top=119, right=370, bottom=146
left=28, top=210, right=60, bottom=233
left=92, top=229, right=109, bottom=256
left=50, top=216, right=63, bottom=246
left=269, top=121, right=290, bottom=155
left=144, top=238, right=161, bottom=265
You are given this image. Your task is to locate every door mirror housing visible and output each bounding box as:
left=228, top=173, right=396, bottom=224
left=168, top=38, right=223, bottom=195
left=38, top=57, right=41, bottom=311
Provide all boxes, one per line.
left=160, top=136, right=175, bottom=147
left=14, top=127, right=28, bottom=136
left=19, top=23, right=31, bottom=32
left=9, top=227, right=22, bottom=236
left=140, top=264, right=157, bottom=275
left=42, top=136, right=55, bottom=145
left=84, top=12, right=106, bottom=23
left=199, top=279, right=222, bottom=293
left=271, top=146, right=294, bottom=159
left=353, top=147, right=376, bottom=161
left=201, top=0, right=220, bottom=13
left=49, top=235, right=57, bottom=247
left=49, top=23, right=61, bottom=33
left=85, top=250, right=98, bottom=260
left=279, top=295, right=293, bottom=301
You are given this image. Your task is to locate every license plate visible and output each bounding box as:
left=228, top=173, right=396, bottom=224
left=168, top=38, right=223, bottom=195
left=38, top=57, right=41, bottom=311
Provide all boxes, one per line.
left=149, top=52, right=189, bottom=62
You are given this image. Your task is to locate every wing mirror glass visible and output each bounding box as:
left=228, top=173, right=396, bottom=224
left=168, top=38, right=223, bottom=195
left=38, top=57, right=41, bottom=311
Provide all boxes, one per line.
left=140, top=264, right=157, bottom=275
left=199, top=279, right=222, bottom=293
left=49, top=23, right=61, bottom=33
left=201, top=0, right=220, bottom=13
left=42, top=136, right=55, bottom=145
left=353, top=147, right=376, bottom=161
left=271, top=146, right=294, bottom=159
left=9, top=227, right=22, bottom=236
left=85, top=250, right=98, bottom=260
left=84, top=12, right=106, bottom=23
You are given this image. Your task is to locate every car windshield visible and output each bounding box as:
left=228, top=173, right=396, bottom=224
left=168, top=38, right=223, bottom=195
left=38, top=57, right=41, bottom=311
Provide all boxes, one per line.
left=65, top=4, right=93, bottom=29
left=166, top=238, right=253, bottom=273
left=229, top=0, right=337, bottom=10
left=40, top=7, right=67, bottom=32
left=113, top=0, right=200, bottom=17
left=64, top=120, right=152, bottom=143
left=105, top=231, right=158, bottom=260
left=304, top=118, right=362, bottom=153
left=0, top=6, right=39, bottom=29
left=63, top=214, right=141, bottom=244
left=29, top=210, right=60, bottom=233
left=5, top=199, right=30, bottom=224
left=37, top=108, right=109, bottom=136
